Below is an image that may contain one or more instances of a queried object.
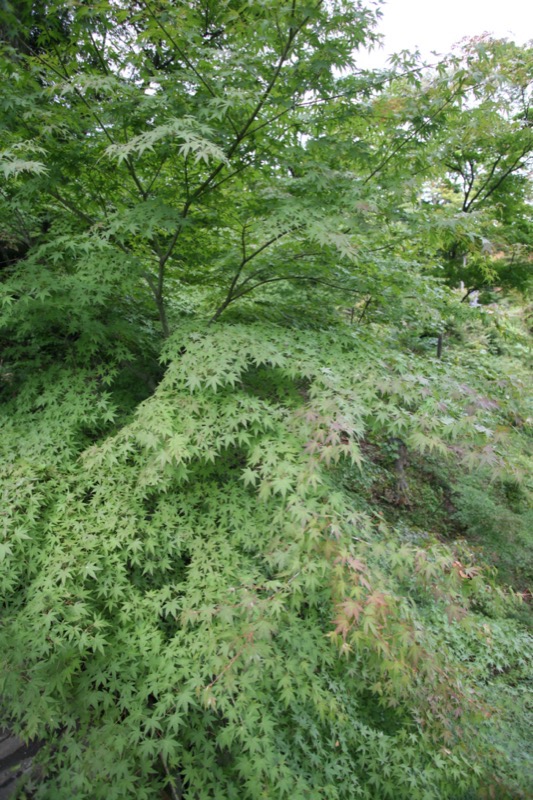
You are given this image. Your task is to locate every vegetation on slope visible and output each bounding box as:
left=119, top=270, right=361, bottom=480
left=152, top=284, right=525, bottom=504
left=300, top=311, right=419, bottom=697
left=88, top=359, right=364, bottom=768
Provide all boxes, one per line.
left=0, top=1, right=531, bottom=797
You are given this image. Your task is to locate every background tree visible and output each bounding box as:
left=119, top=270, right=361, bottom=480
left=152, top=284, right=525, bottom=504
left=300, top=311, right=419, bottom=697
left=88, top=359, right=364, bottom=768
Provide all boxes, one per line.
left=417, top=38, right=532, bottom=300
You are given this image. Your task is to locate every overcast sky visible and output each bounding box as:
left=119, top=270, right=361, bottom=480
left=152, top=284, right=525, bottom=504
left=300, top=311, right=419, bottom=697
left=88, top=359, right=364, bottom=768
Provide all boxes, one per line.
left=359, top=0, right=533, bottom=67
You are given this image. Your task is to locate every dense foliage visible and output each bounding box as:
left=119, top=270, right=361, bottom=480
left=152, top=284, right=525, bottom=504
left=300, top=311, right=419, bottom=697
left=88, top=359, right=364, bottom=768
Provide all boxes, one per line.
left=0, top=2, right=532, bottom=798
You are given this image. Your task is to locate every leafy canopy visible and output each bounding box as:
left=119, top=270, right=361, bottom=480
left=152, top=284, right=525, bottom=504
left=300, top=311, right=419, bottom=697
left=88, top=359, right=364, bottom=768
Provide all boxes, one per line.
left=0, top=2, right=532, bottom=799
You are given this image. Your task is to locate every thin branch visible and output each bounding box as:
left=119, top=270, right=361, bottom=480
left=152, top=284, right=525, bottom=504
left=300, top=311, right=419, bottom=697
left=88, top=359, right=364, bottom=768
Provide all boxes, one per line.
left=244, top=104, right=295, bottom=138
left=241, top=221, right=247, bottom=263
left=143, top=270, right=158, bottom=296
left=49, top=190, right=143, bottom=260
left=461, top=286, right=478, bottom=302
left=51, top=190, right=168, bottom=333
left=358, top=295, right=373, bottom=322
left=36, top=40, right=151, bottom=201
left=41, top=44, right=116, bottom=145
left=205, top=635, right=253, bottom=690
left=183, top=153, right=191, bottom=202
left=88, top=30, right=110, bottom=75
left=125, top=157, right=148, bottom=200
left=461, top=159, right=476, bottom=211
left=235, top=251, right=320, bottom=291
left=210, top=274, right=361, bottom=322
left=209, top=225, right=302, bottom=322
left=234, top=274, right=361, bottom=300
left=364, top=244, right=394, bottom=254
left=49, top=191, right=96, bottom=226
left=462, top=153, right=502, bottom=211
left=156, top=9, right=310, bottom=315
left=208, top=162, right=254, bottom=194
left=32, top=42, right=154, bottom=208
left=184, top=3, right=309, bottom=208
left=363, top=89, right=462, bottom=185
left=142, top=0, right=219, bottom=100
left=465, top=145, right=531, bottom=210
left=142, top=1, right=241, bottom=138
left=145, top=154, right=169, bottom=195
left=242, top=226, right=299, bottom=266
left=225, top=16, right=308, bottom=160
left=159, top=754, right=183, bottom=800
left=156, top=200, right=190, bottom=276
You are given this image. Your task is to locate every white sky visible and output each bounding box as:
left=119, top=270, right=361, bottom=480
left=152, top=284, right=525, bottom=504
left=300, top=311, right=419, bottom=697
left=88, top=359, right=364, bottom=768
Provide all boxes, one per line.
left=359, top=0, right=533, bottom=67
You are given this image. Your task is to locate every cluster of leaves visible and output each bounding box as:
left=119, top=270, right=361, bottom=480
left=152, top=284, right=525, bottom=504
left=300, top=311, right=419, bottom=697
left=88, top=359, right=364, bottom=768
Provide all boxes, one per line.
left=1, top=321, right=531, bottom=799
left=0, top=1, right=531, bottom=798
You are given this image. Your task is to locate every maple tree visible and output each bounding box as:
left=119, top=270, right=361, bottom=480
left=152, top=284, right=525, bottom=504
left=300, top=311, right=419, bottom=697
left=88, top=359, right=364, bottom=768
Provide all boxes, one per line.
left=0, top=2, right=532, bottom=798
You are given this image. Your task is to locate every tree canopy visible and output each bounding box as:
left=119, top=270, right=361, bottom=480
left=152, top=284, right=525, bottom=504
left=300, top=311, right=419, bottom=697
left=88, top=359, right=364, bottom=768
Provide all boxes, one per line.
left=0, top=2, right=532, bottom=799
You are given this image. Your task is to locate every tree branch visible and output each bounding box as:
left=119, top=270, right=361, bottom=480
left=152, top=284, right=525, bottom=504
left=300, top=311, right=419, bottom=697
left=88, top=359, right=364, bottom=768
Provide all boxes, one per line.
left=364, top=89, right=462, bottom=185
left=143, top=0, right=218, bottom=99
left=209, top=226, right=300, bottom=321
left=156, top=9, right=310, bottom=326
left=32, top=40, right=154, bottom=204
left=461, top=286, right=479, bottom=303
left=159, top=753, right=184, bottom=800
left=210, top=273, right=361, bottom=322
left=461, top=159, right=476, bottom=212
left=358, top=295, right=373, bottom=322
left=49, top=191, right=96, bottom=227
left=465, top=145, right=531, bottom=210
